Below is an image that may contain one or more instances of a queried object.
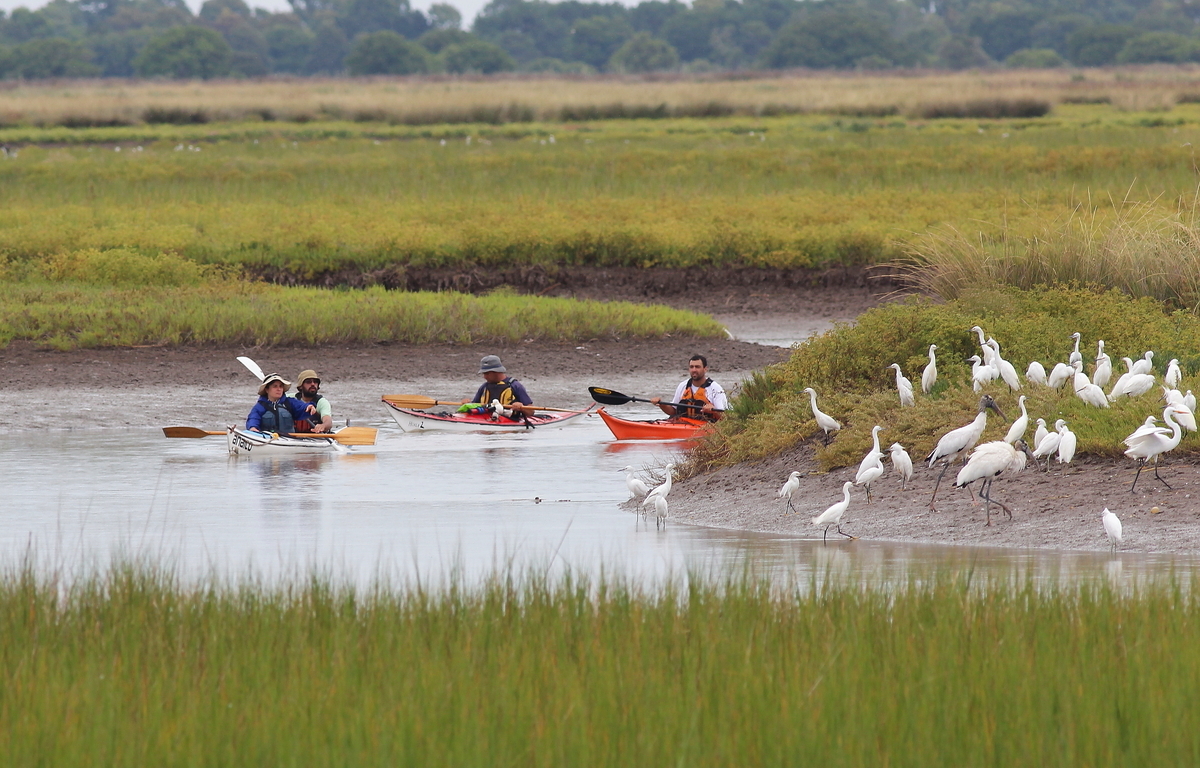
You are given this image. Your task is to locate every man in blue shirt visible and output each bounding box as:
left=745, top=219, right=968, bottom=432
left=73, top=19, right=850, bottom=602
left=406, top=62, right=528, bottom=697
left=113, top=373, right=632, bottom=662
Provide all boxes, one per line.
left=470, top=355, right=534, bottom=417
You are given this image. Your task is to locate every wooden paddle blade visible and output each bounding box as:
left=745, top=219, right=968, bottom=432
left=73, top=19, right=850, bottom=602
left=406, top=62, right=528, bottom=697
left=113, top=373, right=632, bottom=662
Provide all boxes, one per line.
left=588, top=387, right=634, bottom=406
left=287, top=427, right=379, bottom=446
left=163, top=427, right=226, bottom=438
left=382, top=394, right=440, bottom=410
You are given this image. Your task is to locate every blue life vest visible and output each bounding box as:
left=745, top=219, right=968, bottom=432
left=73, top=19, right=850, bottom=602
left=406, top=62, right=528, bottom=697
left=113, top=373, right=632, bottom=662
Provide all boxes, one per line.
left=259, top=400, right=296, bottom=434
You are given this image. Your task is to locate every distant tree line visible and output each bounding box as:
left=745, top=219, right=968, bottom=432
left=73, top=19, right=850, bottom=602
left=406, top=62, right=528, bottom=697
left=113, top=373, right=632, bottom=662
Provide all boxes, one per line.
left=3, top=0, right=1200, bottom=79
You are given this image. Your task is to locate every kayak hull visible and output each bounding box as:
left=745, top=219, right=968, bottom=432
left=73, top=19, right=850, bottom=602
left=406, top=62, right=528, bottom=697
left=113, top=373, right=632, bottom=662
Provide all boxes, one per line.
left=384, top=401, right=593, bottom=432
left=226, top=427, right=348, bottom=456
left=597, top=407, right=711, bottom=440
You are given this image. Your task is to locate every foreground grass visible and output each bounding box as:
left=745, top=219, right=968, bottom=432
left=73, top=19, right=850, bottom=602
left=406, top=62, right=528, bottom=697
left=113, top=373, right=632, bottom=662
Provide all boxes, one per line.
left=1, top=562, right=1197, bottom=765
left=698, top=286, right=1200, bottom=471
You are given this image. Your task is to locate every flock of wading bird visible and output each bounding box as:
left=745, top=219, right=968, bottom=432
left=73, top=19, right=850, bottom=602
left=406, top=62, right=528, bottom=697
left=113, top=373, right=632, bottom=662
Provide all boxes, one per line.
left=627, top=326, right=1193, bottom=550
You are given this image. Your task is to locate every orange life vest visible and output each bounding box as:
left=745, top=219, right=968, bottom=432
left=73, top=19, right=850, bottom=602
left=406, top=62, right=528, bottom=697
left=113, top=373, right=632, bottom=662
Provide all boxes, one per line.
left=679, top=379, right=719, bottom=422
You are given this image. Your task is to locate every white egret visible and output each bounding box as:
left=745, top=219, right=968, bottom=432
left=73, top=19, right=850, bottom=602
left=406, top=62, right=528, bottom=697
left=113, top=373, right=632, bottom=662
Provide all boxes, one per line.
left=1093, top=340, right=1112, bottom=388
left=1131, top=351, right=1155, bottom=376
left=1026, top=360, right=1048, bottom=386
left=1047, top=362, right=1073, bottom=389
left=889, top=443, right=914, bottom=490
left=922, top=344, right=938, bottom=394
left=888, top=363, right=915, bottom=407
left=1033, top=418, right=1049, bottom=449
left=1162, top=389, right=1196, bottom=432
left=987, top=338, right=1021, bottom=391
left=926, top=395, right=1006, bottom=508
left=1004, top=395, right=1029, bottom=445
left=642, top=463, right=674, bottom=510
left=779, top=471, right=802, bottom=515
left=1186, top=390, right=1196, bottom=412
left=621, top=466, right=650, bottom=499
left=1102, top=508, right=1122, bottom=552
left=803, top=387, right=842, bottom=442
left=652, top=494, right=669, bottom=529
left=970, top=325, right=995, bottom=366
left=1031, top=419, right=1065, bottom=471
left=1072, top=361, right=1110, bottom=408
left=969, top=355, right=995, bottom=391
left=1110, top=370, right=1155, bottom=401
left=1124, top=404, right=1190, bottom=492
left=1068, top=332, right=1083, bottom=366
left=1056, top=421, right=1077, bottom=466
left=955, top=439, right=1032, bottom=525
left=1165, top=358, right=1182, bottom=388
left=855, top=425, right=886, bottom=502
left=811, top=481, right=855, bottom=542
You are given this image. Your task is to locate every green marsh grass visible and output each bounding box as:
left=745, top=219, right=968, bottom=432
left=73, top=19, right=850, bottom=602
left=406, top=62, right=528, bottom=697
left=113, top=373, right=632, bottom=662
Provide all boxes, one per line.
left=2, top=560, right=1199, bottom=765
left=697, top=286, right=1200, bottom=471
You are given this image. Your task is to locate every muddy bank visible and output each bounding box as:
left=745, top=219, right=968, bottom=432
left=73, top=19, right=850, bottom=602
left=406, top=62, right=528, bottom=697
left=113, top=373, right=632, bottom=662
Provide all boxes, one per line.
left=666, top=442, right=1200, bottom=555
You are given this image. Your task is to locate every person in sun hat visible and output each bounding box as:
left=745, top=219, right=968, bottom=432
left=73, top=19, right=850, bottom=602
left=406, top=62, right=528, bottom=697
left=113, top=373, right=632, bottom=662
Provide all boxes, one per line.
left=291, top=369, right=332, bottom=433
left=466, top=355, right=534, bottom=418
left=246, top=373, right=317, bottom=434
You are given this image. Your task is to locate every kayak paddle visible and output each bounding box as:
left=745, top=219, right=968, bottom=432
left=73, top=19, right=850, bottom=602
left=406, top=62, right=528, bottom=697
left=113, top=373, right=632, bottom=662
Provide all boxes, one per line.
left=382, top=394, right=583, bottom=413
left=237, top=356, right=266, bottom=381
left=163, top=426, right=377, bottom=446
left=588, top=387, right=723, bottom=413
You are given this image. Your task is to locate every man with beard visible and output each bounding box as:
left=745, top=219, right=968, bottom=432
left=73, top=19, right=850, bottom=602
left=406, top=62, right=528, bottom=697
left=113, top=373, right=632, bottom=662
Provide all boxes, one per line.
left=650, top=354, right=727, bottom=423
left=292, top=369, right=333, bottom=433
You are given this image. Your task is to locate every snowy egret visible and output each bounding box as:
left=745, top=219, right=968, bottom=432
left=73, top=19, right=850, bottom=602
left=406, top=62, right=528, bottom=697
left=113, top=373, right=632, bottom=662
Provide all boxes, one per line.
left=955, top=439, right=1032, bottom=525
left=1093, top=340, right=1112, bottom=388
left=855, top=425, right=886, bottom=502
left=1072, top=361, right=1109, bottom=408
left=643, top=463, right=674, bottom=509
left=1031, top=419, right=1065, bottom=471
left=811, top=481, right=855, bottom=542
left=652, top=494, right=669, bottom=529
left=1124, top=405, right=1190, bottom=492
left=1165, top=358, right=1182, bottom=388
left=1102, top=508, right=1122, bottom=552
left=1047, top=362, right=1073, bottom=389
left=1068, top=332, right=1083, bottom=366
left=926, top=395, right=1006, bottom=508
left=1186, top=390, right=1196, bottom=412
left=968, top=355, right=995, bottom=391
left=621, top=466, right=650, bottom=499
left=987, top=338, right=1021, bottom=391
left=888, top=363, right=915, bottom=407
left=1056, top=421, right=1077, bottom=466
left=889, top=443, right=914, bottom=490
left=922, top=344, right=938, bottom=394
left=1109, top=369, right=1155, bottom=401
left=803, top=387, right=842, bottom=442
left=779, top=471, right=802, bottom=514
left=970, top=325, right=993, bottom=362
left=1004, top=395, right=1029, bottom=444
left=1131, top=351, right=1155, bottom=376
left=1026, top=361, right=1048, bottom=386
left=1033, top=418, right=1048, bottom=449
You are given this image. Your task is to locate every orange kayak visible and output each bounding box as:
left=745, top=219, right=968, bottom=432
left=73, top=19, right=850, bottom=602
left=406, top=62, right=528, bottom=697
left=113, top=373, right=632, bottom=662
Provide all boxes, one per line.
left=597, top=407, right=712, bottom=440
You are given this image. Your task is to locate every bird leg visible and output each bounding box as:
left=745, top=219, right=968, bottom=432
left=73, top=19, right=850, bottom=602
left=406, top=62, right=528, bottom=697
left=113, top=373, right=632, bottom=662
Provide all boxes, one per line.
left=783, top=499, right=798, bottom=515
left=929, top=461, right=952, bottom=510
left=835, top=525, right=856, bottom=540
left=865, top=485, right=873, bottom=504
left=1130, top=461, right=1145, bottom=493
left=822, top=526, right=830, bottom=543
left=1153, top=457, right=1172, bottom=489
left=982, top=479, right=1013, bottom=523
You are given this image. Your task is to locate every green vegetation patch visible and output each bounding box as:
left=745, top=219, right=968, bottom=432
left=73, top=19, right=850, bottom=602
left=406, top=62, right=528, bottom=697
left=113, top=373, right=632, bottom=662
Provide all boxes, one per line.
left=700, top=286, right=1200, bottom=471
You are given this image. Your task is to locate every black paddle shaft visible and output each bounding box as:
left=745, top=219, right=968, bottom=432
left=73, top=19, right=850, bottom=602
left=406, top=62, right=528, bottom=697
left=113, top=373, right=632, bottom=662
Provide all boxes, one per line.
left=588, top=386, right=716, bottom=413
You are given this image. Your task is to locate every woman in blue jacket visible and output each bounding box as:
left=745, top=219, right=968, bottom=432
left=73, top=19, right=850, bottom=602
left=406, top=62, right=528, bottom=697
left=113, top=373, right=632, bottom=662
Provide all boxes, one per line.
left=246, top=373, right=316, bottom=434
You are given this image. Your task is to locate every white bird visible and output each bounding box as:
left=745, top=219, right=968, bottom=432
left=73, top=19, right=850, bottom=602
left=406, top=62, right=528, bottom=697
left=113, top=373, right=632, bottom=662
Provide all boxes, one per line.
left=889, top=442, right=914, bottom=490
left=1033, top=418, right=1049, bottom=449
left=1102, top=508, right=1122, bottom=552
left=1131, top=351, right=1155, bottom=376
left=1031, top=419, right=1065, bottom=471
left=1186, top=390, right=1196, bottom=412
left=1124, top=404, right=1190, bottom=492
left=1026, top=360, right=1048, bottom=386
left=922, top=344, right=938, bottom=394
left=968, top=355, right=995, bottom=391
left=855, top=425, right=886, bottom=502
left=1056, top=421, right=1077, bottom=466
left=803, top=387, right=842, bottom=442
left=1162, top=388, right=1196, bottom=431
left=1068, top=332, right=1083, bottom=366
left=1108, top=357, right=1136, bottom=399
left=888, top=363, right=915, bottom=407
left=1004, top=395, right=1029, bottom=444
left=779, top=471, right=802, bottom=515
left=987, top=338, right=1021, bottom=391
left=1110, top=371, right=1155, bottom=401
left=926, top=395, right=1005, bottom=508
left=1072, top=360, right=1110, bottom=408
left=621, top=466, right=650, bottom=499
left=970, top=325, right=995, bottom=365
left=955, top=439, right=1032, bottom=525
left=811, top=481, right=855, bottom=542
left=1047, top=362, right=1073, bottom=389
left=1093, top=340, right=1112, bottom=388
left=1165, top=358, right=1182, bottom=388
left=642, top=463, right=674, bottom=509
left=652, top=494, right=669, bottom=529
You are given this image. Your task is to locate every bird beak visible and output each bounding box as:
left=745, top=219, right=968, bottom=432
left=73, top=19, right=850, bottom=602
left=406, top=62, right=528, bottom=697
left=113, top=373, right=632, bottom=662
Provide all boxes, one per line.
left=989, top=403, right=1007, bottom=422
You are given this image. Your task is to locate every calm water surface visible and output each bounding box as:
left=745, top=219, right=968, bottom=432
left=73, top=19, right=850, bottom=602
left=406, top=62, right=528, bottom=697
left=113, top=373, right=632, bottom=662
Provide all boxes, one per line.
left=4, top=407, right=1195, bottom=587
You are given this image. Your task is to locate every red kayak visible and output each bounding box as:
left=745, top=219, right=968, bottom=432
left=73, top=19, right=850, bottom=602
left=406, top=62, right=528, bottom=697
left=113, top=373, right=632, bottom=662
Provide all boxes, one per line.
left=596, top=407, right=712, bottom=440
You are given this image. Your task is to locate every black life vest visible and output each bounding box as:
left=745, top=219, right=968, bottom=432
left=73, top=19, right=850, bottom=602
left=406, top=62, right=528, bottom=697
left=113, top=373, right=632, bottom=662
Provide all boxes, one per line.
left=258, top=398, right=296, bottom=434
left=293, top=393, right=325, bottom=432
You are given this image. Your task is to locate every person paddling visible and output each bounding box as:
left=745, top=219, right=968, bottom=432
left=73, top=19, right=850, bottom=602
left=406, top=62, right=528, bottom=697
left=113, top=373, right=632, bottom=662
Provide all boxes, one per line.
left=292, top=369, right=333, bottom=433
left=246, top=373, right=317, bottom=434
left=650, top=354, right=728, bottom=423
left=469, top=355, right=534, bottom=418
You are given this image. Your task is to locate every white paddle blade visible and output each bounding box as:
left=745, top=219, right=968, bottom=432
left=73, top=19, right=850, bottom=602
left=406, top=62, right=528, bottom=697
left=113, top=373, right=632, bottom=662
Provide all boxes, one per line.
left=237, top=356, right=265, bottom=381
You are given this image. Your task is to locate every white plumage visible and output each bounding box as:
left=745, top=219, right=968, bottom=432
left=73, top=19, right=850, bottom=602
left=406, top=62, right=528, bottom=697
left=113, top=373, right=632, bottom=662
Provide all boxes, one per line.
left=1072, top=360, right=1110, bottom=408
left=642, top=463, right=674, bottom=510
left=987, top=338, right=1021, bottom=391
left=778, top=470, right=802, bottom=514
left=969, top=355, right=995, bottom=391
left=1102, top=508, right=1122, bottom=552
left=1093, top=340, right=1112, bottom=389
left=1165, top=358, right=1182, bottom=388
left=889, top=442, right=913, bottom=490
left=1131, top=351, right=1155, bottom=376
left=1056, top=422, right=1077, bottom=465
left=803, top=387, right=842, bottom=439
left=1031, top=419, right=1065, bottom=470
left=926, top=395, right=1005, bottom=508
left=651, top=494, right=669, bottom=529
left=854, top=425, right=886, bottom=502
left=811, top=481, right=855, bottom=542
left=1033, top=418, right=1048, bottom=450
left=1186, top=390, right=1196, bottom=412
left=888, top=363, right=915, bottom=407
left=1004, top=395, right=1029, bottom=445
left=954, top=440, right=1029, bottom=525
left=1047, top=362, right=1073, bottom=389
left=1068, top=332, right=1083, bottom=366
left=1124, top=405, right=1189, bottom=492
left=621, top=465, right=650, bottom=499
left=922, top=344, right=938, bottom=394
left=1026, top=360, right=1048, bottom=386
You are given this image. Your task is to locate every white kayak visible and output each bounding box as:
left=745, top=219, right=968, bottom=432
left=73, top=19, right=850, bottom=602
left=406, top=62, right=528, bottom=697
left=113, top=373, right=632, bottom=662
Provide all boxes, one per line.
left=383, top=401, right=594, bottom=433
left=226, top=427, right=350, bottom=456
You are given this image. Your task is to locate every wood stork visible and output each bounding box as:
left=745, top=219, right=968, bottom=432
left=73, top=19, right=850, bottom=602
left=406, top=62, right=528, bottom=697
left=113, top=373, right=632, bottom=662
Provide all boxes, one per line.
left=955, top=439, right=1032, bottom=525
left=1093, top=340, right=1112, bottom=389
left=1124, top=404, right=1189, bottom=492
left=987, top=338, right=1021, bottom=391
left=812, top=481, right=855, bottom=542
left=1026, top=361, right=1048, bottom=386
left=1072, top=360, right=1110, bottom=408
left=803, top=387, right=842, bottom=443
left=1004, top=395, right=1029, bottom=444
left=621, top=466, right=650, bottom=500
left=922, top=344, right=938, bottom=394
left=1033, top=418, right=1049, bottom=449
left=889, top=442, right=914, bottom=490
left=1068, top=332, right=1083, bottom=366
left=1131, top=351, right=1155, bottom=376
left=1056, top=421, right=1077, bottom=466
left=888, top=363, right=915, bottom=407
left=1031, top=419, right=1066, bottom=471
left=926, top=394, right=1006, bottom=509
left=1165, top=358, right=1182, bottom=388
left=1102, top=508, right=1122, bottom=552
left=779, top=471, right=802, bottom=515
